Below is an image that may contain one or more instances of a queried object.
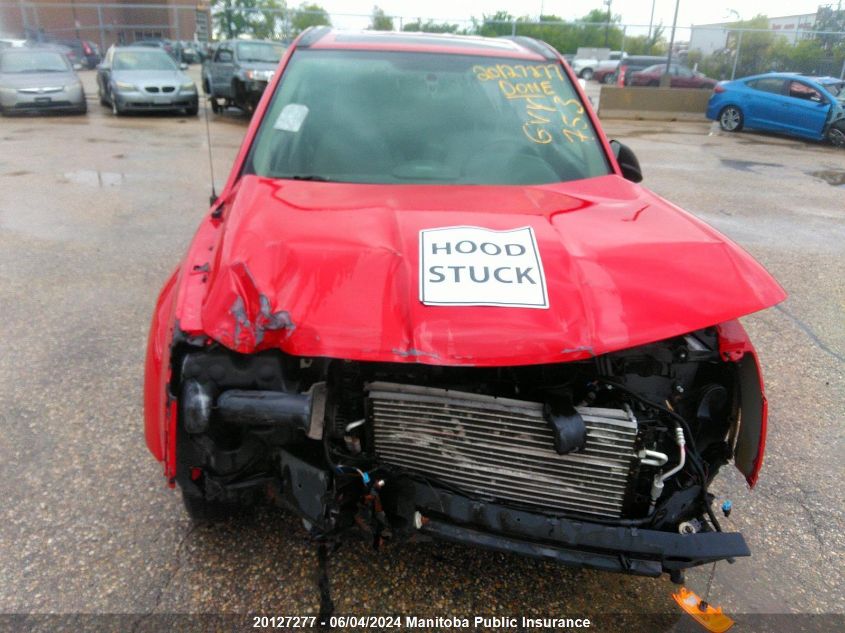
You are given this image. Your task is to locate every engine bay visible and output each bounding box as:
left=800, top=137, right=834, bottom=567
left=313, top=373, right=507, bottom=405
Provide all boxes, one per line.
left=172, top=326, right=741, bottom=549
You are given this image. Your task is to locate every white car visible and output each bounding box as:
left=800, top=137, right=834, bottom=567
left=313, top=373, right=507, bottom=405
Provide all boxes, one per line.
left=571, top=57, right=598, bottom=80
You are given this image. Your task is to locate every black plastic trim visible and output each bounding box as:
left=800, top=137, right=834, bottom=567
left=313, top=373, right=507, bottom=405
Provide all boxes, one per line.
left=409, top=482, right=750, bottom=575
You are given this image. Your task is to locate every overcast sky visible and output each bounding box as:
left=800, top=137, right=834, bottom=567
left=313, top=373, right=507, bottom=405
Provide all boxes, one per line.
left=317, top=1, right=828, bottom=31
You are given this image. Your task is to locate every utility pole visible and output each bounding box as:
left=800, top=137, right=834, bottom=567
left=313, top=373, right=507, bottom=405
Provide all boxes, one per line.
left=661, top=0, right=680, bottom=87
left=604, top=0, right=612, bottom=47
left=647, top=0, right=656, bottom=39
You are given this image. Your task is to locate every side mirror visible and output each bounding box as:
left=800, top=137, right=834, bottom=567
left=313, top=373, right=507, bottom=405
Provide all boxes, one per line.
left=609, top=140, right=643, bottom=183
left=180, top=62, right=188, bottom=70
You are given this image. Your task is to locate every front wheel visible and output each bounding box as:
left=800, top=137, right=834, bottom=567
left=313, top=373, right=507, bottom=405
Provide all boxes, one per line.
left=827, top=122, right=845, bottom=148
left=719, top=105, right=743, bottom=132
left=602, top=73, right=615, bottom=84
left=579, top=68, right=593, bottom=81
left=111, top=97, right=124, bottom=117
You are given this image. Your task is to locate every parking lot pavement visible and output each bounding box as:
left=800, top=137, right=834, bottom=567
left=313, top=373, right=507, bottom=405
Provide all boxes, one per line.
left=0, top=70, right=842, bottom=629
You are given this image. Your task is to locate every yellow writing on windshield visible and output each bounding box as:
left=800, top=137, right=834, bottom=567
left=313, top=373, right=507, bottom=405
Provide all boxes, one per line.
left=474, top=64, right=593, bottom=145
left=473, top=63, right=565, bottom=82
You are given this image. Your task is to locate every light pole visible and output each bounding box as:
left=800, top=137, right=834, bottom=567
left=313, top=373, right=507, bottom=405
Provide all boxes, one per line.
left=604, top=0, right=612, bottom=47
left=661, top=0, right=681, bottom=87
left=647, top=0, right=656, bottom=39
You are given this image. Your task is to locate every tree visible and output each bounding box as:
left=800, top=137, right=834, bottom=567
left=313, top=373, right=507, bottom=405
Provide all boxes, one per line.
left=402, top=19, right=458, bottom=34
left=290, top=2, right=330, bottom=36
left=213, top=0, right=285, bottom=40
left=814, top=4, right=845, bottom=51
left=370, top=6, right=393, bottom=31
left=728, top=15, right=776, bottom=77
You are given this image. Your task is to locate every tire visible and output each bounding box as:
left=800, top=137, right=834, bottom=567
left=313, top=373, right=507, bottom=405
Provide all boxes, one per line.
left=579, top=68, right=593, bottom=81
left=181, top=489, right=243, bottom=523
left=718, top=105, right=743, bottom=132
left=602, top=73, right=615, bottom=84
left=202, top=77, right=211, bottom=95
left=826, top=122, right=845, bottom=148
left=649, top=80, right=659, bottom=87
left=111, top=97, right=124, bottom=117
left=210, top=97, right=221, bottom=113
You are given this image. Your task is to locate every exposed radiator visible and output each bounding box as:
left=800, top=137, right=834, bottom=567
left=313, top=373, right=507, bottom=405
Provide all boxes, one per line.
left=368, top=382, right=639, bottom=519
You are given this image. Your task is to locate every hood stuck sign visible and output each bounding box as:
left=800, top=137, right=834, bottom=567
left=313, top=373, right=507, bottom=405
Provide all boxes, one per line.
left=419, top=226, right=549, bottom=309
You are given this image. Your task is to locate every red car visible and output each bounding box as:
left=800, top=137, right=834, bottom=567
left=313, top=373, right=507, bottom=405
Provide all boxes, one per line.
left=144, top=29, right=784, bottom=582
left=630, top=63, right=718, bottom=89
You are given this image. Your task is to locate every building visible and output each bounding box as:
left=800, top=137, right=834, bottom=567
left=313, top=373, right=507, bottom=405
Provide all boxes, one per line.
left=0, top=1, right=211, bottom=49
left=689, top=11, right=820, bottom=56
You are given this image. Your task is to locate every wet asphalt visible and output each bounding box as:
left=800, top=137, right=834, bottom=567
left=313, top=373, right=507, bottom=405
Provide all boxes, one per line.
left=0, top=71, right=842, bottom=632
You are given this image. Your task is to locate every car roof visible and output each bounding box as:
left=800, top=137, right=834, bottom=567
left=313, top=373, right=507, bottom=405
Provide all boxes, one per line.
left=741, top=72, right=843, bottom=86
left=1, top=45, right=66, bottom=54
left=299, top=29, right=554, bottom=61
left=222, top=39, right=283, bottom=45
left=112, top=46, right=173, bottom=55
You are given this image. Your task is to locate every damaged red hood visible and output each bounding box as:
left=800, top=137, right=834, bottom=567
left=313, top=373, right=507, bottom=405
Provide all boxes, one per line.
left=190, top=174, right=785, bottom=366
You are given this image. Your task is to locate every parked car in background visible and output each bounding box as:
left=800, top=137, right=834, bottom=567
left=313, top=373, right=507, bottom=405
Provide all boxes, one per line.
left=593, top=59, right=621, bottom=84
left=135, top=38, right=177, bottom=59
left=616, top=55, right=668, bottom=86
left=707, top=72, right=845, bottom=147
left=0, top=47, right=86, bottom=115
left=571, top=56, right=598, bottom=79
left=145, top=29, right=785, bottom=583
left=630, top=64, right=717, bottom=89
left=25, top=41, right=82, bottom=69
left=202, top=39, right=285, bottom=113
left=50, top=38, right=101, bottom=69
left=96, top=45, right=197, bottom=116
left=0, top=37, right=28, bottom=49
left=177, top=40, right=199, bottom=64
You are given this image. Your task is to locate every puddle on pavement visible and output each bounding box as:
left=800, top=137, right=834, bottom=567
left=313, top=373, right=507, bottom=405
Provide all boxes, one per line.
left=62, top=170, right=125, bottom=187
left=808, top=169, right=845, bottom=187
left=720, top=158, right=783, bottom=172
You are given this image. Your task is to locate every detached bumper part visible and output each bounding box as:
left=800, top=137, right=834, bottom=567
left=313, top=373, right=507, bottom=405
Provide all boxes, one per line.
left=409, top=484, right=750, bottom=576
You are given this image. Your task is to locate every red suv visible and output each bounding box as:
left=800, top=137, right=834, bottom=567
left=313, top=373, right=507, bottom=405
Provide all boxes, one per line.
left=144, top=28, right=783, bottom=583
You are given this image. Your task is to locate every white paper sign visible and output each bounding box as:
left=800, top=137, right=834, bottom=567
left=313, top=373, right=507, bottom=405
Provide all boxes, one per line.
left=419, top=226, right=549, bottom=309
left=273, top=103, right=309, bottom=132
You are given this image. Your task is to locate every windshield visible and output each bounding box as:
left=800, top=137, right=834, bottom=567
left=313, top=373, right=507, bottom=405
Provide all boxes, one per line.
left=247, top=50, right=610, bottom=185
left=825, top=81, right=844, bottom=99
left=0, top=50, right=69, bottom=73
left=113, top=50, right=176, bottom=71
left=237, top=42, right=284, bottom=63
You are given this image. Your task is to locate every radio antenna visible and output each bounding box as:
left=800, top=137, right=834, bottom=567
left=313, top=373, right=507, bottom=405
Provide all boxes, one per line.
left=203, top=94, right=218, bottom=206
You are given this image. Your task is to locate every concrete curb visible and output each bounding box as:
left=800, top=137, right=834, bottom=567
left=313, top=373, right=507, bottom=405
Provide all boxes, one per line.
left=598, top=86, right=711, bottom=121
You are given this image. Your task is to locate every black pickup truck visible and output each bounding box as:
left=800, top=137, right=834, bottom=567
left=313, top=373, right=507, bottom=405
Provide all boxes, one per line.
left=202, top=39, right=285, bottom=114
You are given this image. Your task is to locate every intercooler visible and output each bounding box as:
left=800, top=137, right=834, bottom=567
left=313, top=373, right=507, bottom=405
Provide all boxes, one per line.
left=368, top=382, right=639, bottom=519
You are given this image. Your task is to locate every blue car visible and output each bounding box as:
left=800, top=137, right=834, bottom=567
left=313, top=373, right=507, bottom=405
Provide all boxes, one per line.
left=706, top=73, right=845, bottom=147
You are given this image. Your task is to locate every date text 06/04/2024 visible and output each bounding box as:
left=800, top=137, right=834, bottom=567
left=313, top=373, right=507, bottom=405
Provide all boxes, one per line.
left=252, top=616, right=592, bottom=629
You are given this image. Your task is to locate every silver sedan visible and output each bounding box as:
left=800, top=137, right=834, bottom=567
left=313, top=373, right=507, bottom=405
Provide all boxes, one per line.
left=0, top=48, right=86, bottom=115
left=96, top=46, right=198, bottom=116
